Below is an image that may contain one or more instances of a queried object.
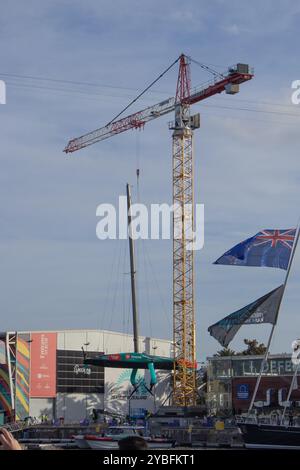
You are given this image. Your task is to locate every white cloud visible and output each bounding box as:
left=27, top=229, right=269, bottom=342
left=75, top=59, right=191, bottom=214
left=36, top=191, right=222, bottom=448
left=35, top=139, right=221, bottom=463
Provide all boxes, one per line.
left=223, top=24, right=240, bottom=35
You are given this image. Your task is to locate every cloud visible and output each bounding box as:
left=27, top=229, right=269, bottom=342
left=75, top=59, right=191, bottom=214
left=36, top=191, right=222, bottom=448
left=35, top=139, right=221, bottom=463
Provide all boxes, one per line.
left=223, top=24, right=240, bottom=35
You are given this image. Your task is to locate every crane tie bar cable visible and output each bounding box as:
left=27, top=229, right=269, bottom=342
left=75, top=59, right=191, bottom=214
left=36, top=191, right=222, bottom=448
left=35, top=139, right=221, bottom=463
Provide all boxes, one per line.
left=106, top=56, right=181, bottom=127
left=188, top=56, right=226, bottom=80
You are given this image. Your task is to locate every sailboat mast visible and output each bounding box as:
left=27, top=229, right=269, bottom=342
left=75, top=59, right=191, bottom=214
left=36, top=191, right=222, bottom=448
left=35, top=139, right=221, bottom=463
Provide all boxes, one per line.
left=126, top=183, right=139, bottom=354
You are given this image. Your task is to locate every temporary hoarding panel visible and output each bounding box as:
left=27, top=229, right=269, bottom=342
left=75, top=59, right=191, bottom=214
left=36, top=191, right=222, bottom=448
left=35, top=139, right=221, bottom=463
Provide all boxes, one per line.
left=30, top=333, right=57, bottom=398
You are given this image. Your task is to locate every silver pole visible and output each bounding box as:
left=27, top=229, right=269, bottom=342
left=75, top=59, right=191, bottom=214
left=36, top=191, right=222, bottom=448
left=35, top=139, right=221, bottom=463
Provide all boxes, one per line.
left=248, top=226, right=300, bottom=416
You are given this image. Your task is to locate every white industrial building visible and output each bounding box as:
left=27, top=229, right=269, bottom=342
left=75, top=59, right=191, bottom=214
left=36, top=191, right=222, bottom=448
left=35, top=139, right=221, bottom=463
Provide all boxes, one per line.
left=11, top=329, right=173, bottom=423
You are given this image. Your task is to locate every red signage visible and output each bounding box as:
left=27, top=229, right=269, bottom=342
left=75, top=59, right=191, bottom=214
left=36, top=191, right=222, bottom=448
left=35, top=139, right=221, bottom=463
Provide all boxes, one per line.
left=232, top=377, right=300, bottom=412
left=30, top=333, right=57, bottom=397
left=108, top=354, right=121, bottom=361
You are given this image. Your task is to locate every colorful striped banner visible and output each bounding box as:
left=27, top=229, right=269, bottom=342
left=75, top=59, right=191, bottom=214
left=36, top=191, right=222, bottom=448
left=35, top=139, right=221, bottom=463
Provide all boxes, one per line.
left=0, top=365, right=12, bottom=415
left=0, top=340, right=6, bottom=365
left=15, top=336, right=30, bottom=420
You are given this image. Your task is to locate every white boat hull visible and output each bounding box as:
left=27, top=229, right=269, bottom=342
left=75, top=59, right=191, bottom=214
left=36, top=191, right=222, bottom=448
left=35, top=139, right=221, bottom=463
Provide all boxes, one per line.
left=87, top=439, right=119, bottom=450
left=146, top=440, right=175, bottom=449
left=86, top=438, right=175, bottom=450
left=74, top=435, right=91, bottom=449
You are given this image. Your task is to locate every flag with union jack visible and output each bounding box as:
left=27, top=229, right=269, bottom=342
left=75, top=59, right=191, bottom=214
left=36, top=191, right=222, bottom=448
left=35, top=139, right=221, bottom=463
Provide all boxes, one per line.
left=214, top=229, right=296, bottom=270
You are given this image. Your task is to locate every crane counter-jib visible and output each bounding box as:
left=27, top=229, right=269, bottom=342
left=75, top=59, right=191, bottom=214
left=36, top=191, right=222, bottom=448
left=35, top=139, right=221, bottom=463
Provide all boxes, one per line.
left=187, top=70, right=253, bottom=105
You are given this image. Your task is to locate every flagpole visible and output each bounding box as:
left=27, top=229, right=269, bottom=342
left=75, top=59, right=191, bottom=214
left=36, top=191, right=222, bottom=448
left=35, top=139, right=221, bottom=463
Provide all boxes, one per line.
left=247, top=225, right=300, bottom=416
left=280, top=361, right=300, bottom=425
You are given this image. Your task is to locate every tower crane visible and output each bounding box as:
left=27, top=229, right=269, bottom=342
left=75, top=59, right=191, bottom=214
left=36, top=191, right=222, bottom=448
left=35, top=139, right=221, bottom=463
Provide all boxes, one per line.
left=64, top=55, right=254, bottom=406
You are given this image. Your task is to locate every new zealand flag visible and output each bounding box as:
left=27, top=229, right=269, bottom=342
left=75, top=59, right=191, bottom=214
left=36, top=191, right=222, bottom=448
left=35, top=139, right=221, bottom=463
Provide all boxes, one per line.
left=214, top=229, right=296, bottom=270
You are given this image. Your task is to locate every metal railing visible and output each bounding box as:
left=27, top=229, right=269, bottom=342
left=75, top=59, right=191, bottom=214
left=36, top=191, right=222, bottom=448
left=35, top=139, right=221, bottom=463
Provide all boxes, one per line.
left=1, top=420, right=32, bottom=434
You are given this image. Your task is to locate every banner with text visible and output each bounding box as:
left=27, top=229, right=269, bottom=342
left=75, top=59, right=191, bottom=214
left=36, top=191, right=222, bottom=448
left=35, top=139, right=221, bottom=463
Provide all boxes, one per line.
left=30, top=333, right=57, bottom=397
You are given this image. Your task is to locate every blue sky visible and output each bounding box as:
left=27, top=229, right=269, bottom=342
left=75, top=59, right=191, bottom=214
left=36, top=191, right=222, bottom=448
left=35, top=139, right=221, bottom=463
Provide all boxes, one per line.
left=1, top=0, right=300, bottom=360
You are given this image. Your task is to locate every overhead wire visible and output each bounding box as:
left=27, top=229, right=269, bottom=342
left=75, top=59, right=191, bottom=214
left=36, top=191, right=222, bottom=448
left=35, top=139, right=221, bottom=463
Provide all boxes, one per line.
left=0, top=71, right=171, bottom=95
left=2, top=69, right=300, bottom=120
left=201, top=102, right=300, bottom=118
left=2, top=78, right=159, bottom=101
left=215, top=96, right=300, bottom=110
left=4, top=81, right=300, bottom=124
left=6, top=78, right=300, bottom=121
left=200, top=111, right=300, bottom=127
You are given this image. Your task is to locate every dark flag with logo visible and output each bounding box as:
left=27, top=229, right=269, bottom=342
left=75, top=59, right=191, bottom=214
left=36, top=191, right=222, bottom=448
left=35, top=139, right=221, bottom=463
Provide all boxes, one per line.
left=208, top=285, right=284, bottom=347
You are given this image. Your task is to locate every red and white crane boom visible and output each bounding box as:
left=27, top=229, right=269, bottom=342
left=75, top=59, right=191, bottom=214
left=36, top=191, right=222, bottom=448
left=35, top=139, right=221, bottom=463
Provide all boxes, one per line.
left=64, top=63, right=253, bottom=153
